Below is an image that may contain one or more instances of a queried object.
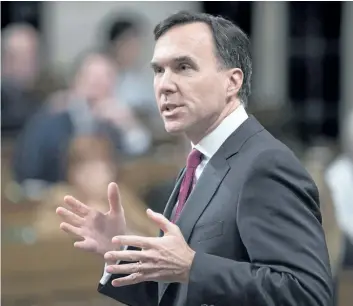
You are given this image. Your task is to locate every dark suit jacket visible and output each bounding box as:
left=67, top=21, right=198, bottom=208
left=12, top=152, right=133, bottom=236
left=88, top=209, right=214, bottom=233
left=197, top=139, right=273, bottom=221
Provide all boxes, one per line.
left=13, top=108, right=125, bottom=184
left=13, top=110, right=74, bottom=184
left=98, top=116, right=333, bottom=306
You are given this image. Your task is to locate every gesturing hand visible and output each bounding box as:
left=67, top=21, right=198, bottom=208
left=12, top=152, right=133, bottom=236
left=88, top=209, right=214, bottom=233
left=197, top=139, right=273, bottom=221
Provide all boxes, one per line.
left=104, top=209, right=196, bottom=286
left=56, top=182, right=126, bottom=257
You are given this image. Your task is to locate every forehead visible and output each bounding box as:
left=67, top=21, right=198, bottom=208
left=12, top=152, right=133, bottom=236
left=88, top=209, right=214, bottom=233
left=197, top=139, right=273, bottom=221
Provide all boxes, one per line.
left=152, top=22, right=216, bottom=65
left=77, top=56, right=114, bottom=80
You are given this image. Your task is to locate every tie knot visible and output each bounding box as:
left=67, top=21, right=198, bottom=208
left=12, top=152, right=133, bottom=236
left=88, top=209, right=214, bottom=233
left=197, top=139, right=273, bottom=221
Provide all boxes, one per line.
left=186, top=149, right=202, bottom=168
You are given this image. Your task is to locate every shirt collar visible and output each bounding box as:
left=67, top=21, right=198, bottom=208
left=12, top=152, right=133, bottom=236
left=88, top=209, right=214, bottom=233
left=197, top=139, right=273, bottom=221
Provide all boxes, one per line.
left=192, top=104, right=248, bottom=160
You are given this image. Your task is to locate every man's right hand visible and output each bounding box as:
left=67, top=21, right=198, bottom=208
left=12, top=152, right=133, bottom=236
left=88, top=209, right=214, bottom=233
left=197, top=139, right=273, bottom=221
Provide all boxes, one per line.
left=56, top=182, right=126, bottom=258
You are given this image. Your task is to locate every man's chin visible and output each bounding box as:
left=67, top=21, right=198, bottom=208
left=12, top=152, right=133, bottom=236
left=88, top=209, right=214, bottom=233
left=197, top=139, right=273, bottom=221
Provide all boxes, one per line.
left=164, top=123, right=185, bottom=135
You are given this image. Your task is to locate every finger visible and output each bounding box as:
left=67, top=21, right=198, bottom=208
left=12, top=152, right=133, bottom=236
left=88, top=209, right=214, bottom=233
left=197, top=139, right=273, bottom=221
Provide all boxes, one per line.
left=112, top=235, right=154, bottom=249
left=111, top=272, right=144, bottom=287
left=104, top=250, right=151, bottom=263
left=56, top=207, right=84, bottom=226
left=142, top=272, right=164, bottom=282
left=112, top=271, right=165, bottom=286
left=146, top=209, right=178, bottom=235
left=60, top=222, right=83, bottom=238
left=106, top=262, right=154, bottom=275
left=108, top=182, right=123, bottom=215
left=64, top=196, right=90, bottom=217
left=74, top=239, right=96, bottom=252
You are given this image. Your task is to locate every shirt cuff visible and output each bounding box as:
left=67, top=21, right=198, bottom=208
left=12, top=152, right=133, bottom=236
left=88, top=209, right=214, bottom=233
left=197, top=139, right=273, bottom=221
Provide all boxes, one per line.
left=99, top=245, right=129, bottom=285
left=100, top=262, right=113, bottom=285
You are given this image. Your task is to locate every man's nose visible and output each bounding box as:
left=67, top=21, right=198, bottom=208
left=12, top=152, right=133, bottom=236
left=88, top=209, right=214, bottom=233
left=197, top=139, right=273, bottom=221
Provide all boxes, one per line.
left=158, top=70, right=178, bottom=95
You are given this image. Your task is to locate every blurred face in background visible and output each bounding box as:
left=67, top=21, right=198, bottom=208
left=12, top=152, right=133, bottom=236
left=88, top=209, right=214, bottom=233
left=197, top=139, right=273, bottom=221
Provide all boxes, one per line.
left=73, top=54, right=116, bottom=104
left=152, top=22, right=243, bottom=144
left=112, top=30, right=142, bottom=69
left=2, top=25, right=40, bottom=88
left=72, top=160, right=115, bottom=199
left=67, top=136, right=117, bottom=200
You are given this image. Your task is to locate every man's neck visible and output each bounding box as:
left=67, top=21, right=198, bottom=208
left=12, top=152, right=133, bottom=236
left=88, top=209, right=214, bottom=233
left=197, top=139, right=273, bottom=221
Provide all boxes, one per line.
left=187, top=101, right=242, bottom=145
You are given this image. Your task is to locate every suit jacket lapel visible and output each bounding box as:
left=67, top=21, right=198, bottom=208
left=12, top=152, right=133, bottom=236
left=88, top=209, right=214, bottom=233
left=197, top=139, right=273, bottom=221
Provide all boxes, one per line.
left=158, top=152, right=230, bottom=303
left=158, top=168, right=185, bottom=299
left=176, top=155, right=230, bottom=242
left=161, top=167, right=185, bottom=222
left=158, top=116, right=265, bottom=303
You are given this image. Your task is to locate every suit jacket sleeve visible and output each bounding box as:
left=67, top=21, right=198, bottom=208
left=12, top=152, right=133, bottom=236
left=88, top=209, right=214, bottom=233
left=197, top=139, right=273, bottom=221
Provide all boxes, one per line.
left=97, top=247, right=158, bottom=306
left=187, top=149, right=333, bottom=306
left=97, top=169, right=185, bottom=305
left=98, top=276, right=157, bottom=306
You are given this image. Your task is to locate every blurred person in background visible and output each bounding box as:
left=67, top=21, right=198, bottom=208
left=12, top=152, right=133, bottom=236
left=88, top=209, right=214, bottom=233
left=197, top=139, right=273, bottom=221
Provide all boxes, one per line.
left=34, top=134, right=158, bottom=241
left=304, top=144, right=345, bottom=305
left=1, top=23, right=41, bottom=136
left=13, top=50, right=151, bottom=200
left=103, top=14, right=159, bottom=123
left=326, top=110, right=353, bottom=268
left=57, top=11, right=332, bottom=306
left=1, top=23, right=64, bottom=137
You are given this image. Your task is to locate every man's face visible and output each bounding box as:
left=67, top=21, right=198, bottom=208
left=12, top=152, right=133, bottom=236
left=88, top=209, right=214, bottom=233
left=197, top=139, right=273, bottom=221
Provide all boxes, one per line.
left=151, top=22, right=239, bottom=143
left=113, top=32, right=141, bottom=68
left=3, top=29, right=39, bottom=88
left=75, top=55, right=115, bottom=103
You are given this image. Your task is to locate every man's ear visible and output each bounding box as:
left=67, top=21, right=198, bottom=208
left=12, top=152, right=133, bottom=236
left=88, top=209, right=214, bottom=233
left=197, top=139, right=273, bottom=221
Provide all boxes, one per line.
left=226, top=68, right=243, bottom=99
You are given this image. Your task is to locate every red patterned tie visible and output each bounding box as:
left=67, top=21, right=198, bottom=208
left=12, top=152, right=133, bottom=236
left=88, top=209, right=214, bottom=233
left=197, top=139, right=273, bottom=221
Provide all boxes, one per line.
left=172, top=149, right=202, bottom=223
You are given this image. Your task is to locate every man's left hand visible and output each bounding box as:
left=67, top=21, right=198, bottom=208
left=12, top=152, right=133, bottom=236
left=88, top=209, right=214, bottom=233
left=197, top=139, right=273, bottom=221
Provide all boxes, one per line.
left=104, top=209, right=196, bottom=287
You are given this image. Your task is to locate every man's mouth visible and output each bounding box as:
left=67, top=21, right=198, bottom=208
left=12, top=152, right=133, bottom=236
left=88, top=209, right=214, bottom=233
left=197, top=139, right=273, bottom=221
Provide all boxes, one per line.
left=162, top=103, right=181, bottom=112
left=162, top=104, right=183, bottom=116
left=165, top=105, right=177, bottom=111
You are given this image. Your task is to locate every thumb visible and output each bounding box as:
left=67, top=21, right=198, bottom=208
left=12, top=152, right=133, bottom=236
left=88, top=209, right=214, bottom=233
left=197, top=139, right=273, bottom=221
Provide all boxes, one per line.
left=107, top=182, right=123, bottom=214
left=146, top=209, right=178, bottom=235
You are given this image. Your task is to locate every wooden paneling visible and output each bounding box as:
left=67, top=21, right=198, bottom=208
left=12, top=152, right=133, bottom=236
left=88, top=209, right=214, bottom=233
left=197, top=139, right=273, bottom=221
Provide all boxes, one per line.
left=338, top=268, right=353, bottom=306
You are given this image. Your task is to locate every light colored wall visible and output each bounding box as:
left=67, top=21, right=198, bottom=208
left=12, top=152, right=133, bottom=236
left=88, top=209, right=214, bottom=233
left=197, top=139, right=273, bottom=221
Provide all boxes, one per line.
left=251, top=1, right=289, bottom=109
left=41, top=1, right=202, bottom=73
left=340, top=1, right=353, bottom=137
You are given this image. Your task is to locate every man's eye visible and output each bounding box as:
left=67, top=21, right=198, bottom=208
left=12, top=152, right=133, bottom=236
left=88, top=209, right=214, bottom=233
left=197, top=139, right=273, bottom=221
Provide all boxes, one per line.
left=154, top=67, right=164, bottom=74
left=179, top=63, right=191, bottom=71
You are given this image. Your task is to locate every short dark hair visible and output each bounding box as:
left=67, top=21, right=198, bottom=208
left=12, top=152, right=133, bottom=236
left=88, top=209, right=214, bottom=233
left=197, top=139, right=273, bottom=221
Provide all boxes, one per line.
left=154, top=11, right=252, bottom=106
left=107, top=18, right=141, bottom=43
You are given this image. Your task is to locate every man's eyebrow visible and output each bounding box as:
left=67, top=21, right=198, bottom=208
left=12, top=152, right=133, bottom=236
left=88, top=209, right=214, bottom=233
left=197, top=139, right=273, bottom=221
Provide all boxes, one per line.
left=150, top=61, right=160, bottom=70
left=150, top=55, right=196, bottom=68
left=173, top=56, right=195, bottom=64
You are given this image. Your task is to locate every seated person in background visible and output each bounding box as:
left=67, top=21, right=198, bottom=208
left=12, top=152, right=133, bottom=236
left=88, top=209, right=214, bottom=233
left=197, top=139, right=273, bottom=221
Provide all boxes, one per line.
left=102, top=13, right=157, bottom=118
left=34, top=134, right=158, bottom=240
left=326, top=110, right=353, bottom=268
left=1, top=23, right=64, bottom=138
left=1, top=23, right=43, bottom=137
left=303, top=145, right=345, bottom=305
left=13, top=50, right=152, bottom=199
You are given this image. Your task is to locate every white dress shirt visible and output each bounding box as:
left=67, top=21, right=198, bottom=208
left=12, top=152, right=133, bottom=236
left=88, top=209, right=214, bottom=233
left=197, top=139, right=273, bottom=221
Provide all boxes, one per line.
left=100, top=104, right=249, bottom=285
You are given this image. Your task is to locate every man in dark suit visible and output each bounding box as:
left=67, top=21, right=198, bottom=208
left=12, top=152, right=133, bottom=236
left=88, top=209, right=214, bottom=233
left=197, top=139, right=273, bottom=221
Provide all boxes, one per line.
left=14, top=50, right=151, bottom=191
left=57, top=11, right=333, bottom=305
